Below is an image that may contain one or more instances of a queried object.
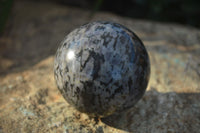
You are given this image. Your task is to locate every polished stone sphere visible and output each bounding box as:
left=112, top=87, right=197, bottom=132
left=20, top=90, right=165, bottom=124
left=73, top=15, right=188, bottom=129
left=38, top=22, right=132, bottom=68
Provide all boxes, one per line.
left=54, top=21, right=150, bottom=117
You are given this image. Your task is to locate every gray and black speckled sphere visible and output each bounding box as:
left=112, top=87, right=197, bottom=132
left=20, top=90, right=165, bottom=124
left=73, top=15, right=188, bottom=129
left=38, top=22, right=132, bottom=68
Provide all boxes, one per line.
left=54, top=21, right=150, bottom=117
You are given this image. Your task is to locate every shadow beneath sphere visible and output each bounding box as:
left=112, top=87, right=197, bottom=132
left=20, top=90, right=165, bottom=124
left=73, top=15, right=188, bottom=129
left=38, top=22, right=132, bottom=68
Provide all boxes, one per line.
left=101, top=89, right=200, bottom=133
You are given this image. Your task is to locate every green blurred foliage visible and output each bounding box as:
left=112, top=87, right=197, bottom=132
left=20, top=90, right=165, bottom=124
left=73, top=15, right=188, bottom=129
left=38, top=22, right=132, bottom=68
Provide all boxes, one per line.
left=96, top=0, right=200, bottom=27
left=0, top=0, right=13, bottom=34
left=0, top=0, right=200, bottom=34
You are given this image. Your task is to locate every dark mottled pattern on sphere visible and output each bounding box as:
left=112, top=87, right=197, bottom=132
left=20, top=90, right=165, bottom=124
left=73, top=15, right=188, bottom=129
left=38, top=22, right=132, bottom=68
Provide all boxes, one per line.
left=54, top=21, right=150, bottom=117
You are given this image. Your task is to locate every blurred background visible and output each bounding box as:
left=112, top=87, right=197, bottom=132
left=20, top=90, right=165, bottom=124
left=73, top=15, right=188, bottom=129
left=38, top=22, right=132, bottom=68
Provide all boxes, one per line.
left=1, top=0, right=200, bottom=34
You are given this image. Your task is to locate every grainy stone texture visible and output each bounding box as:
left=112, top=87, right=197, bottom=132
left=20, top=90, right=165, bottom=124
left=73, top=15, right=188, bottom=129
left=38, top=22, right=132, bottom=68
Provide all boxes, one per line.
left=54, top=21, right=150, bottom=117
left=0, top=0, right=200, bottom=133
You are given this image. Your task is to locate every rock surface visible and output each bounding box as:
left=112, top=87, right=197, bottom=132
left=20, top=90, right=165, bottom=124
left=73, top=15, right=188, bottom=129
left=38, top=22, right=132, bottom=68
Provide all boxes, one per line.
left=0, top=0, right=200, bottom=133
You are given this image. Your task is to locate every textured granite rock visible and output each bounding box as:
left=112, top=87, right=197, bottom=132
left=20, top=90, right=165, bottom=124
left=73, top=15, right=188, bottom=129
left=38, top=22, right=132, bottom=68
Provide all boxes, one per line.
left=0, top=0, right=199, bottom=133
left=54, top=21, right=150, bottom=117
